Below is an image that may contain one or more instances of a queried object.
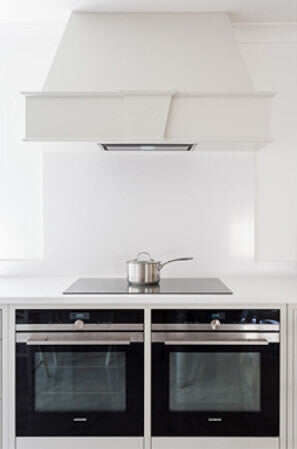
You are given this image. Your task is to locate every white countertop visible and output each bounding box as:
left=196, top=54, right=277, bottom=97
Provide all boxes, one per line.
left=0, top=276, right=296, bottom=305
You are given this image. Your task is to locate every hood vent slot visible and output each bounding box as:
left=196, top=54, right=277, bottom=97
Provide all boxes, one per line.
left=101, top=144, right=194, bottom=152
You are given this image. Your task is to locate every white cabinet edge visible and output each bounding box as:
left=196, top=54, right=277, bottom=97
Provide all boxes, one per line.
left=287, top=304, right=297, bottom=449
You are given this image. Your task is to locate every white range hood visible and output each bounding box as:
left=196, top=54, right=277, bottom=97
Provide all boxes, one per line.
left=22, top=12, right=274, bottom=151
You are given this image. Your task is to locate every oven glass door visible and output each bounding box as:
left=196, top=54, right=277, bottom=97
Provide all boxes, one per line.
left=16, top=339, right=144, bottom=436
left=152, top=339, right=279, bottom=437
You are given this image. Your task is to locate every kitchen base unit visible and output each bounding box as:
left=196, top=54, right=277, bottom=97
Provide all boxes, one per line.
left=152, top=437, right=279, bottom=449
left=4, top=296, right=289, bottom=449
left=16, top=437, right=143, bottom=449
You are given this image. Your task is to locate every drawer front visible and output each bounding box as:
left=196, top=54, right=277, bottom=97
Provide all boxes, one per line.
left=152, top=437, right=279, bottom=449
left=16, top=437, right=143, bottom=449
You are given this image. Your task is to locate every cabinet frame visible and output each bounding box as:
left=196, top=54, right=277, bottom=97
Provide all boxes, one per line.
left=287, top=305, right=297, bottom=449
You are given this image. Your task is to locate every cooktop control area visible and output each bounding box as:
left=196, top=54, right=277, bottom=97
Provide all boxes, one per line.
left=63, top=278, right=232, bottom=295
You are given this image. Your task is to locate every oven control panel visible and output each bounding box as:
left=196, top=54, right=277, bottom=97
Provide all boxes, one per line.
left=152, top=309, right=280, bottom=325
left=16, top=309, right=144, bottom=325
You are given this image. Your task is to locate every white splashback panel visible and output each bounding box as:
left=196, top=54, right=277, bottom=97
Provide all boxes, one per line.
left=42, top=150, right=255, bottom=276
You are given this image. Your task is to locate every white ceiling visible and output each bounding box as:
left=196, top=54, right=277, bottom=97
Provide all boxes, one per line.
left=1, top=0, right=297, bottom=24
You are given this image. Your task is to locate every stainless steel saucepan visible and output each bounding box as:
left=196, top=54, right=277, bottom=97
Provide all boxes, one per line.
left=127, top=251, right=194, bottom=286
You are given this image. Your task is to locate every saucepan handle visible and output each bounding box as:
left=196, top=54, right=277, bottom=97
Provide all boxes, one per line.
left=159, top=257, right=194, bottom=270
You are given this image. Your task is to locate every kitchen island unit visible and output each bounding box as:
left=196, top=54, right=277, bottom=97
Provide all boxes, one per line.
left=0, top=276, right=296, bottom=449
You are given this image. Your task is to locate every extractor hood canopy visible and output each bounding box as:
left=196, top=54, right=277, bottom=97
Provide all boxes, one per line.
left=22, top=12, right=274, bottom=151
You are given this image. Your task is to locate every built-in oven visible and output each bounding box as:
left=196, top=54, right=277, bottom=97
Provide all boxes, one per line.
left=15, top=309, right=144, bottom=445
left=152, top=309, right=280, bottom=443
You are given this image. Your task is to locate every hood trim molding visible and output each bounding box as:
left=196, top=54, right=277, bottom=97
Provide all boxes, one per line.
left=22, top=90, right=274, bottom=150
left=22, top=90, right=274, bottom=98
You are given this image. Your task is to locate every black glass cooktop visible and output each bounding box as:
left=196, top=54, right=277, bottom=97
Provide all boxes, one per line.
left=63, top=278, right=232, bottom=295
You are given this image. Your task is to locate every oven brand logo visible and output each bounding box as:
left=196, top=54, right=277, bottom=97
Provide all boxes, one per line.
left=73, top=418, right=88, bottom=422
left=208, top=418, right=222, bottom=422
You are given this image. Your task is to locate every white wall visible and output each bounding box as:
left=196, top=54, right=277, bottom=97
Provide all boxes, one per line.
left=0, top=22, right=296, bottom=277
left=236, top=25, right=297, bottom=261
left=0, top=23, right=63, bottom=260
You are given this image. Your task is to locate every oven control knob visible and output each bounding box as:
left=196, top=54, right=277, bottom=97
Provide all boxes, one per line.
left=74, top=319, right=85, bottom=330
left=210, top=319, right=221, bottom=330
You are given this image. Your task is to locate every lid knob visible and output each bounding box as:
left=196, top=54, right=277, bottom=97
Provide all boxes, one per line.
left=74, top=319, right=85, bottom=330
left=210, top=319, right=221, bottom=330
left=135, top=251, right=154, bottom=261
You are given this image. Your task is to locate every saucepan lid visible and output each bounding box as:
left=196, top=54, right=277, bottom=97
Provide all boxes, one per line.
left=127, top=251, right=160, bottom=264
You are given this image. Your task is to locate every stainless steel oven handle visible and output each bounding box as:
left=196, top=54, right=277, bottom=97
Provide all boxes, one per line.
left=164, top=339, right=269, bottom=346
left=26, top=338, right=131, bottom=346
left=152, top=331, right=279, bottom=344
left=16, top=332, right=144, bottom=345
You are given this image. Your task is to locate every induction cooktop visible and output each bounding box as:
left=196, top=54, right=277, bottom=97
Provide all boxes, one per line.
left=63, top=278, right=233, bottom=295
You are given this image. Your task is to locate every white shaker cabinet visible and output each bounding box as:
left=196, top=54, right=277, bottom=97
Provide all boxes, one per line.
left=0, top=310, right=2, bottom=449
left=288, top=305, right=297, bottom=449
